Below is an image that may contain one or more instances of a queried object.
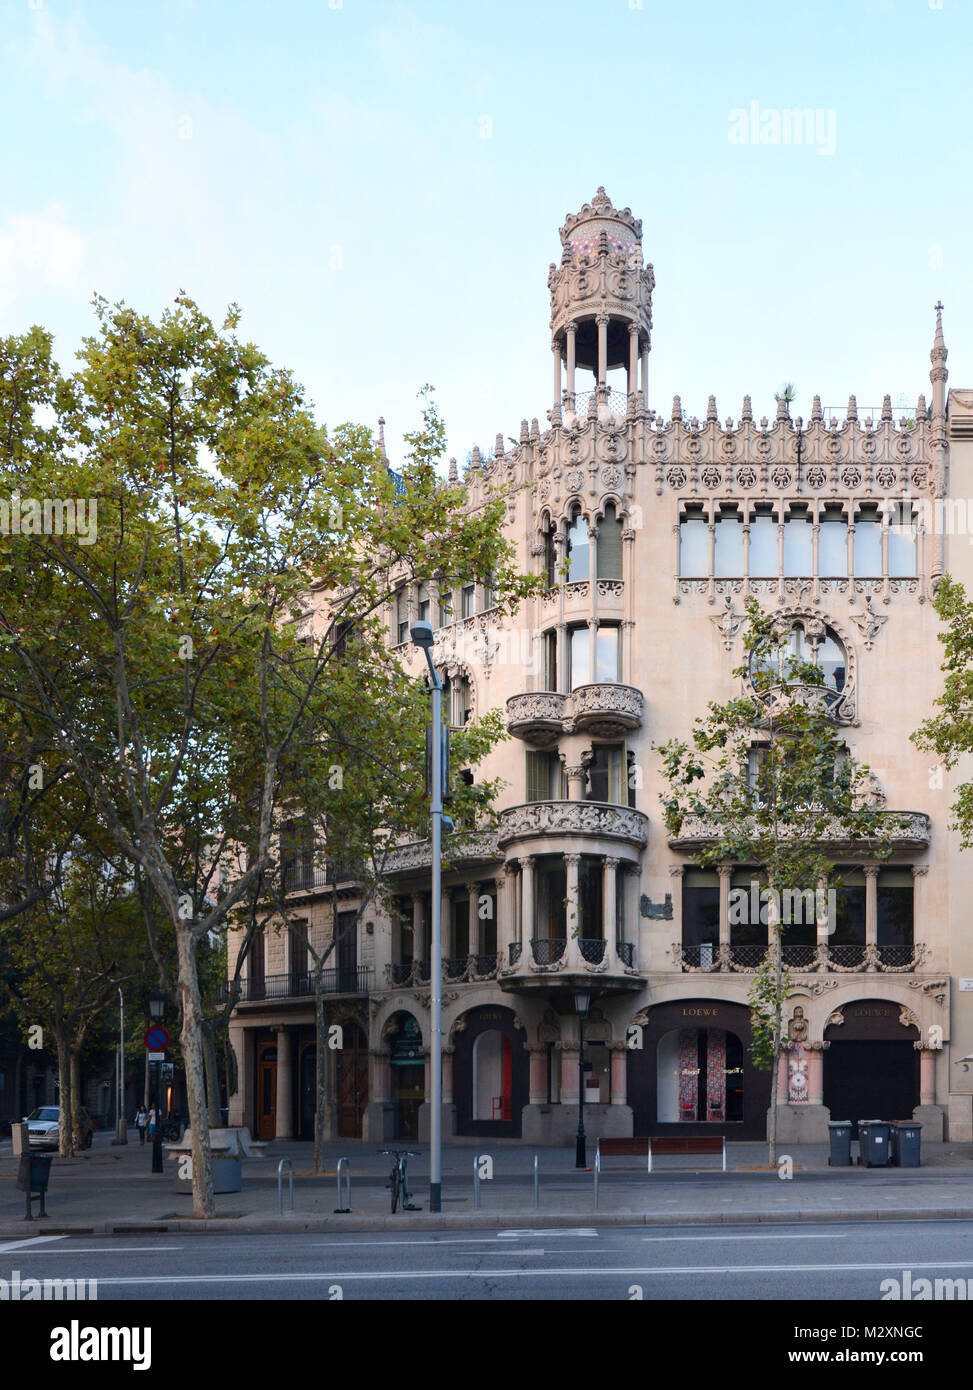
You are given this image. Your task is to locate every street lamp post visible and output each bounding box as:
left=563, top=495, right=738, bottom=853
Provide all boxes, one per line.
left=148, top=990, right=166, bottom=1175
left=411, top=619, right=443, bottom=1213
left=114, top=987, right=127, bottom=1145
left=575, top=986, right=591, bottom=1169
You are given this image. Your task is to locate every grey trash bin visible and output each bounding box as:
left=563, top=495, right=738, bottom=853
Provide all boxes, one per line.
left=891, top=1121, right=922, bottom=1167
left=858, top=1119, right=891, bottom=1167
left=828, top=1121, right=853, bottom=1167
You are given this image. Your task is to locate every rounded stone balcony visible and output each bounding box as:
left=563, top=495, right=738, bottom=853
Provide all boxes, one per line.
left=566, top=682, right=643, bottom=738
left=498, top=799, right=649, bottom=850
left=505, top=683, right=644, bottom=744
left=505, top=691, right=566, bottom=747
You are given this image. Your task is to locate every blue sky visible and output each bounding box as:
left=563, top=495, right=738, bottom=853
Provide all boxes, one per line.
left=1, top=0, right=969, bottom=463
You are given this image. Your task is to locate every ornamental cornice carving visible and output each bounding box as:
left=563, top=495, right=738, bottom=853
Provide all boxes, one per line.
left=669, top=811, right=930, bottom=850
left=498, top=800, right=649, bottom=848
left=384, top=831, right=501, bottom=876
left=507, top=684, right=643, bottom=743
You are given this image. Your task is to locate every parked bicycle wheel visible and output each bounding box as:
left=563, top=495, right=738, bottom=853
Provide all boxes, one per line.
left=390, top=1165, right=401, bottom=1214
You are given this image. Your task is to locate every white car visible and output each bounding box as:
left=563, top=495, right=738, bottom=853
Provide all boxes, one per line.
left=25, top=1106, right=93, bottom=1149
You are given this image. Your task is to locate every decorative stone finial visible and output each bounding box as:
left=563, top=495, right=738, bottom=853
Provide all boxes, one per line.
left=741, top=395, right=752, bottom=422
left=470, top=445, right=482, bottom=471
left=495, top=433, right=505, bottom=460
left=587, top=392, right=598, bottom=420
left=930, top=302, right=948, bottom=419
left=706, top=395, right=717, bottom=422
left=448, top=457, right=458, bottom=482
left=917, top=393, right=927, bottom=419
left=530, top=417, right=540, bottom=443
left=776, top=394, right=790, bottom=422
left=881, top=395, right=892, bottom=421
left=377, top=416, right=387, bottom=459
left=847, top=395, right=858, bottom=422
left=811, top=395, right=822, bottom=422
left=672, top=395, right=683, bottom=422
left=520, top=419, right=529, bottom=444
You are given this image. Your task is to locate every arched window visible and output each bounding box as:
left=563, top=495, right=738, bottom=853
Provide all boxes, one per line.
left=596, top=503, right=623, bottom=579
left=751, top=620, right=847, bottom=693
left=566, top=509, right=589, bottom=582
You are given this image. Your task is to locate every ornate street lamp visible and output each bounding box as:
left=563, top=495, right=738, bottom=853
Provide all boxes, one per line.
left=574, top=986, right=591, bottom=1169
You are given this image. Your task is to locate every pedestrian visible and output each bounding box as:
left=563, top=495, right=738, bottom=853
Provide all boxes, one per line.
left=147, top=1105, right=157, bottom=1141
left=135, top=1104, right=148, bottom=1145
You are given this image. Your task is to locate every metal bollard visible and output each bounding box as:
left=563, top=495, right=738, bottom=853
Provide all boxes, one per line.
left=534, top=1153, right=540, bottom=1209
left=594, top=1150, right=600, bottom=1209
left=277, top=1157, right=294, bottom=1215
left=334, top=1156, right=351, bottom=1213
left=474, top=1154, right=481, bottom=1210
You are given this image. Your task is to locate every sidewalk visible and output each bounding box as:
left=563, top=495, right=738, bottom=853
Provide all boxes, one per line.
left=2, top=1131, right=973, bottom=1236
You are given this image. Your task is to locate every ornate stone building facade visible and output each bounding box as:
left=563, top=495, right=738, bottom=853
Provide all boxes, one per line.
left=228, top=189, right=973, bottom=1146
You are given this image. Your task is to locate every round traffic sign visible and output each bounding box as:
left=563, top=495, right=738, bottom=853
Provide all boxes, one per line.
left=144, top=1025, right=169, bottom=1051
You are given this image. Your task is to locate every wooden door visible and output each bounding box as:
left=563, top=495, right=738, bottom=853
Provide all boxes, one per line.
left=336, top=1022, right=367, bottom=1138
left=256, top=1044, right=277, bottom=1140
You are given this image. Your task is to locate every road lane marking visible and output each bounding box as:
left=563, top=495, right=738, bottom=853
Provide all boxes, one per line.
left=0, top=1246, right=182, bottom=1255
left=642, top=1233, right=846, bottom=1242
left=0, top=1236, right=66, bottom=1252
left=76, top=1258, right=973, bottom=1287
left=498, top=1229, right=597, bottom=1238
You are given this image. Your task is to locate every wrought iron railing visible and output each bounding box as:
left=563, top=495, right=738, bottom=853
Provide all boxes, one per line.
left=531, top=938, right=566, bottom=966
left=781, top=944, right=818, bottom=968
left=616, top=940, right=635, bottom=968
left=508, top=942, right=523, bottom=967
left=570, top=387, right=630, bottom=418
left=221, top=966, right=373, bottom=1003
left=673, top=941, right=926, bottom=974
left=579, top=938, right=606, bottom=965
left=729, top=944, right=768, bottom=969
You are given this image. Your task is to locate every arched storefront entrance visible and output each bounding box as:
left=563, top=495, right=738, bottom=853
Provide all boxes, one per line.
left=628, top=999, right=770, bottom=1140
left=336, top=1020, right=369, bottom=1138
left=453, top=1005, right=529, bottom=1137
left=387, top=1014, right=424, bottom=1140
left=823, top=1000, right=919, bottom=1136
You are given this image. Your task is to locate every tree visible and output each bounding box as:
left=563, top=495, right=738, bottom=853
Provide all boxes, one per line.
left=655, top=599, right=896, bottom=1162
left=0, top=301, right=538, bottom=1213
left=912, top=574, right=973, bottom=845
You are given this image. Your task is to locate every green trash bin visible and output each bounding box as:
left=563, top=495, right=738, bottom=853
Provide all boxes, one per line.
left=828, top=1121, right=853, bottom=1167
left=858, top=1119, right=891, bottom=1167
left=891, top=1121, right=922, bottom=1167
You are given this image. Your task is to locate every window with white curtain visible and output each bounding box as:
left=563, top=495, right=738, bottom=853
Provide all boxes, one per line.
left=679, top=506, right=707, bottom=576
left=749, top=509, right=778, bottom=577
left=714, top=506, right=743, bottom=576
left=783, top=506, right=813, bottom=575
left=887, top=502, right=917, bottom=577
left=854, top=505, right=882, bottom=577
left=818, top=507, right=848, bottom=577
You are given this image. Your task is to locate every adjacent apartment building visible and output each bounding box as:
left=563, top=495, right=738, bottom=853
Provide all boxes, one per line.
left=227, top=188, right=973, bottom=1147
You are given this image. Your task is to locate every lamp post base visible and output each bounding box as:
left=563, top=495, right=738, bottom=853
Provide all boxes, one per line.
left=575, top=1132, right=587, bottom=1169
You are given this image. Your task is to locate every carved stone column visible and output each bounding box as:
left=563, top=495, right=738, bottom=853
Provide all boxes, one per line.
left=521, top=855, right=535, bottom=959
left=468, top=883, right=479, bottom=959
left=526, top=1044, right=548, bottom=1106
left=609, top=1041, right=628, bottom=1105
left=274, top=1027, right=293, bottom=1140
left=565, top=322, right=577, bottom=409
left=553, top=338, right=562, bottom=407
left=917, top=1045, right=936, bottom=1107
left=442, top=1046, right=454, bottom=1106
left=640, top=344, right=649, bottom=409
left=559, top=1042, right=580, bottom=1104
left=603, top=856, right=619, bottom=970
left=596, top=313, right=608, bottom=389
left=806, top=1041, right=828, bottom=1106
left=628, top=323, right=639, bottom=396
left=864, top=864, right=879, bottom=949
left=412, top=893, right=425, bottom=967
left=565, top=762, right=587, bottom=801
left=565, top=853, right=582, bottom=965
left=718, top=862, right=732, bottom=952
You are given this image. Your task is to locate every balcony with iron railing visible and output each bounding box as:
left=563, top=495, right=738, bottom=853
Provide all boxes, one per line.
left=506, top=685, right=643, bottom=745
left=670, top=941, right=928, bottom=974
left=384, top=955, right=500, bottom=987
left=221, top=965, right=374, bottom=1004
left=500, top=932, right=643, bottom=991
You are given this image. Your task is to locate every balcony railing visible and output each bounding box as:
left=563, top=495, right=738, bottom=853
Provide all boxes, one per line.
left=499, top=800, right=649, bottom=848
left=531, top=938, right=566, bottom=966
left=508, top=942, right=523, bottom=967
left=578, top=938, right=606, bottom=965
left=672, top=942, right=928, bottom=974
left=506, top=684, right=643, bottom=744
left=222, top=966, right=373, bottom=1003
left=616, top=940, right=635, bottom=968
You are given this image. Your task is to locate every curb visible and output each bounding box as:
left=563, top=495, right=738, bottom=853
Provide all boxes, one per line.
left=2, top=1205, right=972, bottom=1237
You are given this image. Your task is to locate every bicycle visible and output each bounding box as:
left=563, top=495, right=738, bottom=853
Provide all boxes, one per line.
left=380, top=1149, right=421, bottom=1213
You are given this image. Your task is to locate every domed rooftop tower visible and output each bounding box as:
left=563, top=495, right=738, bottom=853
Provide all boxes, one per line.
left=548, top=187, right=654, bottom=418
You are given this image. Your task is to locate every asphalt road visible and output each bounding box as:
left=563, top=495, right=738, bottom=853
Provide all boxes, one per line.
left=3, top=1219, right=973, bottom=1301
